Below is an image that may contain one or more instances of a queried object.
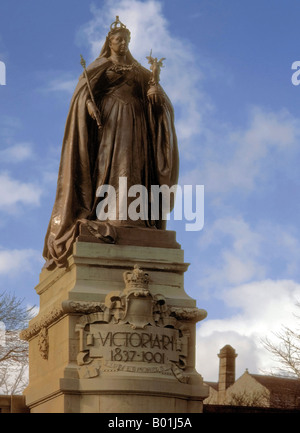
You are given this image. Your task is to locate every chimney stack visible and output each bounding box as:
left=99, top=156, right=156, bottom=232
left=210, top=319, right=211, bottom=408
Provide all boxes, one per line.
left=217, top=345, right=237, bottom=404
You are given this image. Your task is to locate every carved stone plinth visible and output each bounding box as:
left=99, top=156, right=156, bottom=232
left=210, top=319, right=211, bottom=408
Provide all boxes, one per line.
left=21, top=230, right=209, bottom=413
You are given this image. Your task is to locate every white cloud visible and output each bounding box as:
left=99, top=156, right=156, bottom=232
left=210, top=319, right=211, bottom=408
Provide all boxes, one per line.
left=0, top=172, right=42, bottom=210
left=196, top=279, right=300, bottom=381
left=198, top=216, right=267, bottom=289
left=0, top=143, right=33, bottom=163
left=197, top=215, right=300, bottom=295
left=200, top=107, right=300, bottom=195
left=0, top=248, right=42, bottom=275
left=45, top=76, right=78, bottom=94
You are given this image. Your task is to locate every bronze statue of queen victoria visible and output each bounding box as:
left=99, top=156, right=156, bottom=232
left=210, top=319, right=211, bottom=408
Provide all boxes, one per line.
left=43, top=17, right=179, bottom=269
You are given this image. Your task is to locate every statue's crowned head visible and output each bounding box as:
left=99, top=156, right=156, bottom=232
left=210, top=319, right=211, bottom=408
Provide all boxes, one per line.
left=99, top=16, right=132, bottom=59
left=108, top=16, right=131, bottom=40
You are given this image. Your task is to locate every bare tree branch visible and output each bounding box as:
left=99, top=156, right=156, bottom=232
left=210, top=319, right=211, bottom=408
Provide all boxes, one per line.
left=262, top=304, right=300, bottom=379
left=0, top=291, right=36, bottom=394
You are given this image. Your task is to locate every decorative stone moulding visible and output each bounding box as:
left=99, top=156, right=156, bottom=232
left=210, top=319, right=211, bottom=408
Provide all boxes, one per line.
left=21, top=265, right=207, bottom=375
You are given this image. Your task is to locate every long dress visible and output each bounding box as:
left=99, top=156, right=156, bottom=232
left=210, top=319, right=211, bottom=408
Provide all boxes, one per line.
left=43, top=53, right=179, bottom=269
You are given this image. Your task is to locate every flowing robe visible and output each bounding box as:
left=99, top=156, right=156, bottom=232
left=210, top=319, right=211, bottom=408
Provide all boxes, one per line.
left=43, top=54, right=179, bottom=268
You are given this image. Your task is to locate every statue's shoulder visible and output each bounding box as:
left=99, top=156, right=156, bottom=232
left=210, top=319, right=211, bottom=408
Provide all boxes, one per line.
left=86, top=57, right=111, bottom=73
left=137, top=63, right=151, bottom=77
left=71, top=57, right=112, bottom=102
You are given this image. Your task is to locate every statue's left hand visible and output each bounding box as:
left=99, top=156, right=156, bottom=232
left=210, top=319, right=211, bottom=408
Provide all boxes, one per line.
left=148, top=92, right=165, bottom=105
left=147, top=85, right=165, bottom=106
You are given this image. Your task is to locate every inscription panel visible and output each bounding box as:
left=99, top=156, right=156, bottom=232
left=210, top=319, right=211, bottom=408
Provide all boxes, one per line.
left=82, top=324, right=187, bottom=366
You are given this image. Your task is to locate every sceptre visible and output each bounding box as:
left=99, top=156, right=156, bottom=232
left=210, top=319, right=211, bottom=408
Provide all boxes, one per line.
left=80, top=54, right=102, bottom=130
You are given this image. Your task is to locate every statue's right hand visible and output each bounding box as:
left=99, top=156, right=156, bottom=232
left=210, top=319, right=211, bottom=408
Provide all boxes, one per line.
left=87, top=100, right=99, bottom=120
left=86, top=100, right=102, bottom=129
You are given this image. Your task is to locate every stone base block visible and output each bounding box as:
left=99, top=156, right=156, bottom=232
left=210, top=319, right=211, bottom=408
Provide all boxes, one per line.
left=22, top=231, right=208, bottom=413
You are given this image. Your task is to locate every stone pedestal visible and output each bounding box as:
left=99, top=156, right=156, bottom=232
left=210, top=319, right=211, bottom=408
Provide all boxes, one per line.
left=21, top=228, right=208, bottom=413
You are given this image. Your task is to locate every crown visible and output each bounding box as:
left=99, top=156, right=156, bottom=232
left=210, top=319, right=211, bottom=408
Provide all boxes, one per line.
left=123, top=265, right=150, bottom=291
left=110, top=16, right=127, bottom=32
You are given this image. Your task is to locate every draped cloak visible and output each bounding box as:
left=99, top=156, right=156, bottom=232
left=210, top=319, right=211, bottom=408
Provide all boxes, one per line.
left=43, top=51, right=179, bottom=269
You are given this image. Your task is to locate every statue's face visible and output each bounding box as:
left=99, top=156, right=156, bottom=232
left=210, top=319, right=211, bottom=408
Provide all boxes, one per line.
left=109, top=31, right=130, bottom=56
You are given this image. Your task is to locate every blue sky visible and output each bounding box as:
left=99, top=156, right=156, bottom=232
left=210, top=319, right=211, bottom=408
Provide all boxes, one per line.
left=1, top=0, right=300, bottom=381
